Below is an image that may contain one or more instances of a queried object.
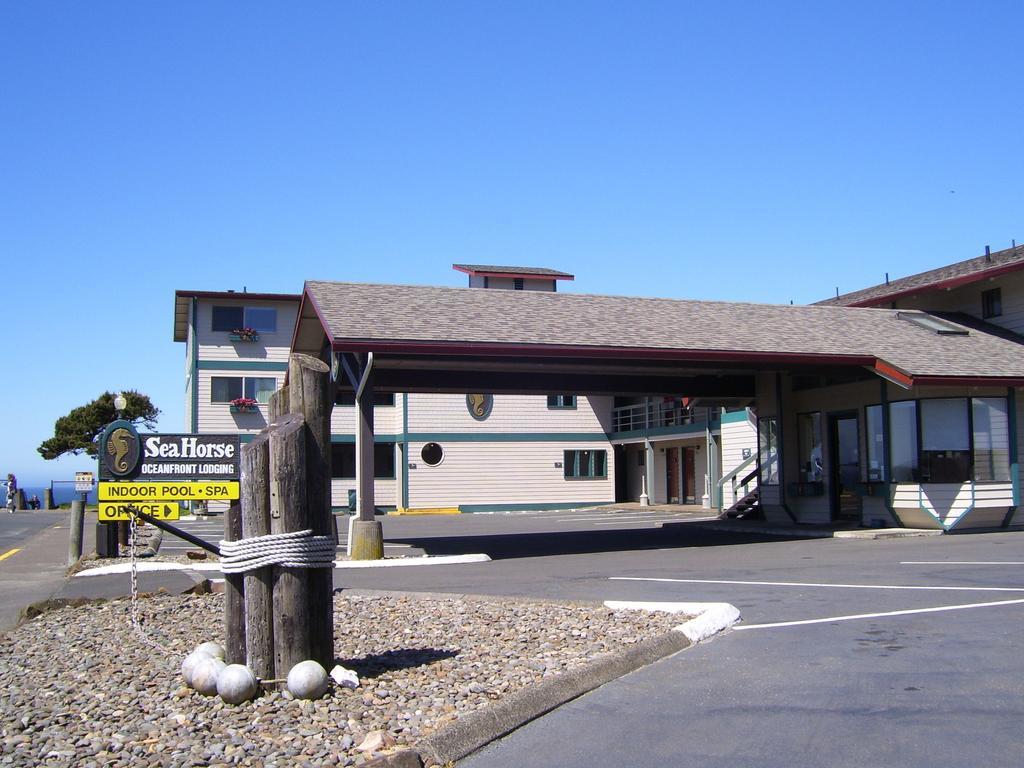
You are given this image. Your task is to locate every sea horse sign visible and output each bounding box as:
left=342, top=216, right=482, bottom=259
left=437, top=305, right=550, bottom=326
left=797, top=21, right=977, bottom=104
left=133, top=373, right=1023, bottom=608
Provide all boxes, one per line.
left=98, top=422, right=240, bottom=481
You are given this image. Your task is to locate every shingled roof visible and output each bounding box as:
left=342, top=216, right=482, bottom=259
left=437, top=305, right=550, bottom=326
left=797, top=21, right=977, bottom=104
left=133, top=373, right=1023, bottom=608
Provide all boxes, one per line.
left=452, top=264, right=575, bottom=279
left=301, top=280, right=1024, bottom=385
left=816, top=244, right=1024, bottom=307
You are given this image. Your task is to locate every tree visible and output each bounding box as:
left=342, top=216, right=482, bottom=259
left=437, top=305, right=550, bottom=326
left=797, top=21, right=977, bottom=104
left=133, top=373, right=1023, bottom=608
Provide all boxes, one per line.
left=37, top=391, right=161, bottom=460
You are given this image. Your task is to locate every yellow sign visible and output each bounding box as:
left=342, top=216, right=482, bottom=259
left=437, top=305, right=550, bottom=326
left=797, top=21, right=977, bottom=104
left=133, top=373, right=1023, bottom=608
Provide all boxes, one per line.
left=98, top=502, right=181, bottom=522
left=98, top=481, right=240, bottom=501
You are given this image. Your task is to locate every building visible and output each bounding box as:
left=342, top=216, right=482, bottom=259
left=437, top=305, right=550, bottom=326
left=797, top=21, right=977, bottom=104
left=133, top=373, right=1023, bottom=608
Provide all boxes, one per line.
left=174, top=268, right=754, bottom=514
left=291, top=250, right=1024, bottom=532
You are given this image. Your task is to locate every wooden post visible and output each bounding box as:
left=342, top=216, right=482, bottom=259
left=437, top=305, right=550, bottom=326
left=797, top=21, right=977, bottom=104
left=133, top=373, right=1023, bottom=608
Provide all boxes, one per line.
left=269, top=412, right=311, bottom=677
left=351, top=363, right=384, bottom=560
left=223, top=502, right=246, bottom=665
left=269, top=386, right=289, bottom=421
left=241, top=430, right=274, bottom=681
left=287, top=353, right=335, bottom=668
left=68, top=499, right=85, bottom=565
left=43, top=488, right=54, bottom=510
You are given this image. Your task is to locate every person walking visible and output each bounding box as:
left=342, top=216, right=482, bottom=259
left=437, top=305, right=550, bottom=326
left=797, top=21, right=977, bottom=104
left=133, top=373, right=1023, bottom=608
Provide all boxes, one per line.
left=5, top=474, right=16, bottom=514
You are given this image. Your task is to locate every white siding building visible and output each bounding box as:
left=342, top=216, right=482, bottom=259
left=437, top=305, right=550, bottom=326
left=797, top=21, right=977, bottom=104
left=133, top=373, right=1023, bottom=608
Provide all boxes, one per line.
left=175, top=267, right=748, bottom=514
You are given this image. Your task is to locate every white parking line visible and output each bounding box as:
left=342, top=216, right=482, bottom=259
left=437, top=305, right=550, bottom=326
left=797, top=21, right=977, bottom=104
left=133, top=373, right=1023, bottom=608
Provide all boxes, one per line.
left=735, top=598, right=1024, bottom=631
left=610, top=576, right=1024, bottom=593
left=901, top=561, right=1024, bottom=566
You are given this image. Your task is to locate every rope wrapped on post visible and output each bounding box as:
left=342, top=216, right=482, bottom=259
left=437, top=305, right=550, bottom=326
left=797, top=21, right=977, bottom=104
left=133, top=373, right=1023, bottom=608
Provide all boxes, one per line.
left=219, top=529, right=336, bottom=574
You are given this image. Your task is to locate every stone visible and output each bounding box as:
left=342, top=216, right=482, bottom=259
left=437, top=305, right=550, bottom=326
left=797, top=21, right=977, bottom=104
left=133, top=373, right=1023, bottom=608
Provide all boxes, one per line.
left=217, top=664, right=258, bottom=705
left=287, top=660, right=329, bottom=700
left=354, top=730, right=393, bottom=754
left=329, top=665, right=360, bottom=690
left=192, top=656, right=227, bottom=697
left=195, top=641, right=225, bottom=660
left=181, top=650, right=211, bottom=688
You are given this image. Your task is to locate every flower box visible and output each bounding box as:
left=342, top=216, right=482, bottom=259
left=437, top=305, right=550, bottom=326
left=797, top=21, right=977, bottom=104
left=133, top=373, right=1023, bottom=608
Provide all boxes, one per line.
left=228, top=327, right=260, bottom=343
left=229, top=397, right=259, bottom=414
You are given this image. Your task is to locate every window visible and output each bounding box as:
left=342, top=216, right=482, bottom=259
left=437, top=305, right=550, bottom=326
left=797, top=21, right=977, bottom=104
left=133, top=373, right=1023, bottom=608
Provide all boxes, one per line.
left=972, top=398, right=1010, bottom=481
left=797, top=412, right=823, bottom=482
left=896, top=312, right=969, bottom=336
left=877, top=397, right=1010, bottom=484
left=758, top=417, right=779, bottom=486
left=334, top=392, right=396, bottom=407
left=245, top=307, right=277, bottom=332
left=211, top=305, right=278, bottom=333
left=245, top=378, right=277, bottom=404
left=564, top=449, right=607, bottom=479
left=513, top=278, right=524, bottom=290
left=982, top=288, right=1002, bottom=319
left=889, top=401, right=919, bottom=482
left=211, top=376, right=243, bottom=402
left=420, top=442, right=444, bottom=466
left=210, top=376, right=277, bottom=404
left=330, top=442, right=396, bottom=479
left=865, top=405, right=885, bottom=481
left=547, top=395, right=577, bottom=409
left=212, top=306, right=244, bottom=332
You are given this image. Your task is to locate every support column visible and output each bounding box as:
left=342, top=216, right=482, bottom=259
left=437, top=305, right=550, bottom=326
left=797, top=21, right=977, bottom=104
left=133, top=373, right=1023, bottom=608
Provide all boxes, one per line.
left=350, top=364, right=383, bottom=560
left=640, top=439, right=655, bottom=506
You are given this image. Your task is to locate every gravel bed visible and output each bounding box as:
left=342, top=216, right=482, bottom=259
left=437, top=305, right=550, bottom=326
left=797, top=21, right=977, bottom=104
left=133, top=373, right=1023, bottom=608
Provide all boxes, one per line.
left=0, top=592, right=685, bottom=766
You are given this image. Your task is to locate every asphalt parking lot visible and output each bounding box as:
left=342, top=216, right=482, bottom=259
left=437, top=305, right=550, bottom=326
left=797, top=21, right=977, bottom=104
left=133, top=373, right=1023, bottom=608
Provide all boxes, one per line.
left=92, top=509, right=1024, bottom=766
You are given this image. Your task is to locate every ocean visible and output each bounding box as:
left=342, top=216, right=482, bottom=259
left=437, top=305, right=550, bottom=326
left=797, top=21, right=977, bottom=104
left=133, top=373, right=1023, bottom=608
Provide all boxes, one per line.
left=16, top=484, right=98, bottom=507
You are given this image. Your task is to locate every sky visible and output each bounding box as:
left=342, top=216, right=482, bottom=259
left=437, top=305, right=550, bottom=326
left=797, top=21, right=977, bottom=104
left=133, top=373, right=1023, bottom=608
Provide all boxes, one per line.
left=2, top=1, right=1022, bottom=485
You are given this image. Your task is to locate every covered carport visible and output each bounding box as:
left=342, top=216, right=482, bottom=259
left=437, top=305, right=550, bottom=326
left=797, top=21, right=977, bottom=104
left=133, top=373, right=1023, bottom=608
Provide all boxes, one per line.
left=291, top=279, right=1024, bottom=553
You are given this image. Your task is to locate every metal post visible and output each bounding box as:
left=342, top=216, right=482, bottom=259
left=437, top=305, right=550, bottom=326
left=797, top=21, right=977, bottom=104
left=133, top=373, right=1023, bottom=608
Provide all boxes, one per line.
left=68, top=499, right=85, bottom=565
left=640, top=439, right=654, bottom=506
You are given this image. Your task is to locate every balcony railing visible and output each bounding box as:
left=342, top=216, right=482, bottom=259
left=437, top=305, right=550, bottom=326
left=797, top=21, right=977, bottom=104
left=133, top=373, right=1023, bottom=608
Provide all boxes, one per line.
left=611, top=403, right=715, bottom=433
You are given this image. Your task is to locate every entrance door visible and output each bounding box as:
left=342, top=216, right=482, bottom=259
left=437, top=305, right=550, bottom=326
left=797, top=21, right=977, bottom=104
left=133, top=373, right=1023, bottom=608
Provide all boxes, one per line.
left=683, top=448, right=696, bottom=504
left=666, top=447, right=680, bottom=504
left=830, top=414, right=861, bottom=522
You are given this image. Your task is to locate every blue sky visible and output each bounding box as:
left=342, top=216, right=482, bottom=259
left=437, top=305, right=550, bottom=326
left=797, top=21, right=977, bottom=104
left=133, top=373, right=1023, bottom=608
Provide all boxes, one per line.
left=2, top=1, right=1022, bottom=485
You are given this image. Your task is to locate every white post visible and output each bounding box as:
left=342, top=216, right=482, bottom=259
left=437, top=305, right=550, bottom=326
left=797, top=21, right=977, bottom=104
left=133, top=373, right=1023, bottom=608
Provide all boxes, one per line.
left=640, top=439, right=654, bottom=506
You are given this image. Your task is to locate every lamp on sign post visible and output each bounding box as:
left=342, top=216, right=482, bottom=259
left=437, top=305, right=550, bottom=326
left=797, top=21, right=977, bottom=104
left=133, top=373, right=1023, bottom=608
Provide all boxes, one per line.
left=114, top=392, right=127, bottom=417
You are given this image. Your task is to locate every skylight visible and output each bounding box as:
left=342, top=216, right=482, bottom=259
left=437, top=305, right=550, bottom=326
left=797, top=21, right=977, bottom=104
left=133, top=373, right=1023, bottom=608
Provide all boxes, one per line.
left=896, top=312, right=969, bottom=336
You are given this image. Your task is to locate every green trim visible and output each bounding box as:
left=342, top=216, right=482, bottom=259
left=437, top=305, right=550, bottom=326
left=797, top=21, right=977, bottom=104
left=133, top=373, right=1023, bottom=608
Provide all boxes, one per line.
left=331, top=434, right=401, bottom=444
left=239, top=434, right=255, bottom=443
left=197, top=360, right=289, bottom=371
left=401, top=394, right=409, bottom=510
left=190, top=300, right=199, bottom=434
left=459, top=501, right=612, bottom=513
left=720, top=409, right=749, bottom=425
left=610, top=423, right=708, bottom=441
left=405, top=431, right=609, bottom=443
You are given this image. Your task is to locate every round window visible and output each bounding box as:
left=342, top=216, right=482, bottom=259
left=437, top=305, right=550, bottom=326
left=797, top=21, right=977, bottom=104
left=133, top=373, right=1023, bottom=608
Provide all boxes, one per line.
left=420, top=442, right=444, bottom=467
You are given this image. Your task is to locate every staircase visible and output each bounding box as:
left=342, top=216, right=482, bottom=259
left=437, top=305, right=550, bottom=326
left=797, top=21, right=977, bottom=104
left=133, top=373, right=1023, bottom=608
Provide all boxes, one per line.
left=722, top=489, right=762, bottom=519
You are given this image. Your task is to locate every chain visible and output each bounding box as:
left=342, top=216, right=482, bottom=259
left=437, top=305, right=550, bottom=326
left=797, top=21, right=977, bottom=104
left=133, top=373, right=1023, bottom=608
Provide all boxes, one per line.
left=127, top=510, right=175, bottom=656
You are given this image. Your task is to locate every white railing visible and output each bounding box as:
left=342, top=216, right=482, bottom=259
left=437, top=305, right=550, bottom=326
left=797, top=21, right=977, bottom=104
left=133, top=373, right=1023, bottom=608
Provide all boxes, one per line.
left=611, top=403, right=714, bottom=433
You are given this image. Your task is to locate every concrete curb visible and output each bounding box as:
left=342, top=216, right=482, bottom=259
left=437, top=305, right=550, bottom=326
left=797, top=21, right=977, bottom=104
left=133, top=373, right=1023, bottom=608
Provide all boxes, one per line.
left=413, top=599, right=740, bottom=766
left=669, top=520, right=942, bottom=539
left=416, top=629, right=691, bottom=767
left=72, top=553, right=491, bottom=578
left=602, top=600, right=741, bottom=643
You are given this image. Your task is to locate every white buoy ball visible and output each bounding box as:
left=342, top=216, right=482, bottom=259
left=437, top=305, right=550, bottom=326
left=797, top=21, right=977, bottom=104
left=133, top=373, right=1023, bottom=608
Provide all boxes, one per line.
left=287, top=660, right=329, bottom=700
left=192, top=656, right=227, bottom=696
left=217, top=664, right=258, bottom=704
left=181, top=650, right=212, bottom=688
left=195, top=641, right=225, bottom=660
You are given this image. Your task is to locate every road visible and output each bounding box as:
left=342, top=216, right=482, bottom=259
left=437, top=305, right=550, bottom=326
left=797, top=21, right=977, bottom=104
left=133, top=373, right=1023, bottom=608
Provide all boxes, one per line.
left=0, top=511, right=68, bottom=630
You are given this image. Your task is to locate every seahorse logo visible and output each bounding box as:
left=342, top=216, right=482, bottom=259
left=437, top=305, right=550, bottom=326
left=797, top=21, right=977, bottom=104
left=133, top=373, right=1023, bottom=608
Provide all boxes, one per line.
left=466, top=394, right=493, bottom=421
left=103, top=423, right=140, bottom=478
left=107, top=428, right=133, bottom=473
